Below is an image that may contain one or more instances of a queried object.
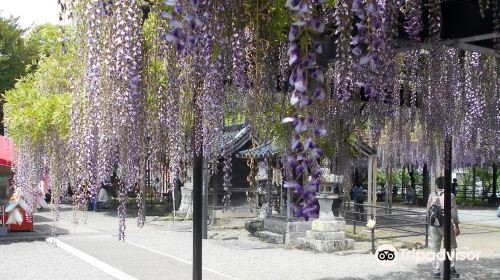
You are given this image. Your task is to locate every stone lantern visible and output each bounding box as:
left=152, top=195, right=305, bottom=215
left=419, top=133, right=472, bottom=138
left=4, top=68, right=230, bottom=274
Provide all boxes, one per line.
left=298, top=169, right=354, bottom=253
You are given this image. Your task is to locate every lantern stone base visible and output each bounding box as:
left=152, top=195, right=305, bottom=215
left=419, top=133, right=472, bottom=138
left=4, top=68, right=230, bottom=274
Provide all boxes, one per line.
left=297, top=219, right=354, bottom=253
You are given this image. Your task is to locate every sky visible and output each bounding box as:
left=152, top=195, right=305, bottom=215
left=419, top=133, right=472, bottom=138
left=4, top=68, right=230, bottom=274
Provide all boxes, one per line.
left=0, top=0, right=60, bottom=29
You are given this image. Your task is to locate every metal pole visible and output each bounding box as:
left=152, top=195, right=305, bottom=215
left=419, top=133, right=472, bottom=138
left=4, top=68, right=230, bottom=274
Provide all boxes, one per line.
left=372, top=156, right=377, bottom=218
left=425, top=223, right=429, bottom=248
left=287, top=165, right=293, bottom=221
left=286, top=185, right=292, bottom=221
left=202, top=160, right=208, bottom=239
left=388, top=166, right=393, bottom=214
left=192, top=107, right=203, bottom=279
left=193, top=150, right=203, bottom=279
left=367, top=156, right=373, bottom=218
left=443, top=135, right=452, bottom=280
left=472, top=165, right=476, bottom=200
left=492, top=163, right=497, bottom=203
left=141, top=137, right=150, bottom=219
left=371, top=227, right=375, bottom=254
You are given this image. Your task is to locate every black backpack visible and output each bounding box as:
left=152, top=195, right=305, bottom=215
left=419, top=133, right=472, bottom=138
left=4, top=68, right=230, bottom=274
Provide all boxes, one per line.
left=429, top=191, right=443, bottom=227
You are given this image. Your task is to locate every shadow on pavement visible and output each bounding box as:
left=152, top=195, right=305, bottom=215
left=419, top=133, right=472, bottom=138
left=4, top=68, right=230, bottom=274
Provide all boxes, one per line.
left=317, top=257, right=500, bottom=280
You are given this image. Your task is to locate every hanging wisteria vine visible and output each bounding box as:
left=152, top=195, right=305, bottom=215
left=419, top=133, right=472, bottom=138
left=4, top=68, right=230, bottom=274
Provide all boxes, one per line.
left=3, top=0, right=499, bottom=240
left=283, top=0, right=328, bottom=220
left=222, top=154, right=232, bottom=211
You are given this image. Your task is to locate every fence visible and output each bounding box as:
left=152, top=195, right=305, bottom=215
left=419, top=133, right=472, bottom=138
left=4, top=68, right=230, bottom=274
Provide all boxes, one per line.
left=388, top=184, right=499, bottom=204
left=344, top=202, right=428, bottom=253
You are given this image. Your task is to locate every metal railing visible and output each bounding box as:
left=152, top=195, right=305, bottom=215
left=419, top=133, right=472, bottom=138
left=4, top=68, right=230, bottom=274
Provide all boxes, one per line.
left=389, top=184, right=498, bottom=201
left=344, top=202, right=428, bottom=253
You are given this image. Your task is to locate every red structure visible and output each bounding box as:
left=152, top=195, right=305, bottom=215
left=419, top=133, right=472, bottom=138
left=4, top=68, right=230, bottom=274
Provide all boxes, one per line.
left=0, top=136, right=31, bottom=231
left=0, top=136, right=14, bottom=200
left=0, top=136, right=14, bottom=168
left=1, top=207, right=33, bottom=231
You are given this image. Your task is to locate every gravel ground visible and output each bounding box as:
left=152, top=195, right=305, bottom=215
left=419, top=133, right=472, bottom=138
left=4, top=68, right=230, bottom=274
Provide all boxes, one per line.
left=0, top=241, right=115, bottom=280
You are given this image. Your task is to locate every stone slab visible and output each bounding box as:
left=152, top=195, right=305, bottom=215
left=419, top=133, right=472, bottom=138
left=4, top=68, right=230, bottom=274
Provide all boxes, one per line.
left=297, top=237, right=355, bottom=253
left=263, top=218, right=312, bottom=234
left=311, top=219, right=346, bottom=232
left=255, top=230, right=285, bottom=244
left=305, top=230, right=345, bottom=241
left=285, top=231, right=306, bottom=246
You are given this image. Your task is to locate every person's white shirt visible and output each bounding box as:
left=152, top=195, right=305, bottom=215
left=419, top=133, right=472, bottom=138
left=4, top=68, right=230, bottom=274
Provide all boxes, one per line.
left=98, top=188, right=109, bottom=203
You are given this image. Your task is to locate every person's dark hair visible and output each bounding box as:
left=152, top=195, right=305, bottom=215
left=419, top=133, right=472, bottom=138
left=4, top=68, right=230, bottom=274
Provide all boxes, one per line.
left=453, top=178, right=457, bottom=183
left=436, top=177, right=445, bottom=189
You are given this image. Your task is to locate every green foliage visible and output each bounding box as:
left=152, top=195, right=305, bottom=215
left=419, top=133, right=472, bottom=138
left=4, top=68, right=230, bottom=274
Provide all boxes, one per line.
left=26, top=24, right=65, bottom=60
left=4, top=75, right=71, bottom=145
left=377, top=170, right=386, bottom=185
left=3, top=24, right=74, bottom=146
left=461, top=166, right=498, bottom=196
left=0, top=16, right=35, bottom=95
left=393, top=168, right=410, bottom=186
left=0, top=15, right=39, bottom=134
left=251, top=93, right=294, bottom=149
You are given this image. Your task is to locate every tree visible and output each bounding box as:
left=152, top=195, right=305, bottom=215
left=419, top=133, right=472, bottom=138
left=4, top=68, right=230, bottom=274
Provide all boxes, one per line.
left=0, top=15, right=36, bottom=135
left=25, top=24, right=63, bottom=59
left=3, top=23, right=73, bottom=144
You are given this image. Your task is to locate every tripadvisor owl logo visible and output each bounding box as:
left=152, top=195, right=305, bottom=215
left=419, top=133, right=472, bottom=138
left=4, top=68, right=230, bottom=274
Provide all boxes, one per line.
left=375, top=244, right=398, bottom=267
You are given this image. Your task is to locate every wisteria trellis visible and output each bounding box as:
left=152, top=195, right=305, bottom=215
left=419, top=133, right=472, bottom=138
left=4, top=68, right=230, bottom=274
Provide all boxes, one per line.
left=5, top=0, right=499, bottom=239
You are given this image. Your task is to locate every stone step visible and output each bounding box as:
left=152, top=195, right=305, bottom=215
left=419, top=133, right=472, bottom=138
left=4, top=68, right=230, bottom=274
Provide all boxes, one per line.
left=255, top=230, right=285, bottom=244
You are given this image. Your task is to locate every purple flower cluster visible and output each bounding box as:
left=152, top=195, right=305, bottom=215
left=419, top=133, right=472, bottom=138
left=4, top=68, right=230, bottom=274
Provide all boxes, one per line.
left=284, top=0, right=327, bottom=220
left=404, top=0, right=422, bottom=44
left=163, top=0, right=203, bottom=51
left=428, top=0, right=441, bottom=43
left=333, top=0, right=354, bottom=100
left=66, top=0, right=145, bottom=241
left=351, top=0, right=385, bottom=98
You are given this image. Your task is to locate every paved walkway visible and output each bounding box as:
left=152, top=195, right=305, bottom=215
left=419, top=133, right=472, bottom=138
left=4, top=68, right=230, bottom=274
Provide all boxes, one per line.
left=53, top=234, right=229, bottom=280
left=0, top=241, right=115, bottom=280
left=1, top=204, right=499, bottom=280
